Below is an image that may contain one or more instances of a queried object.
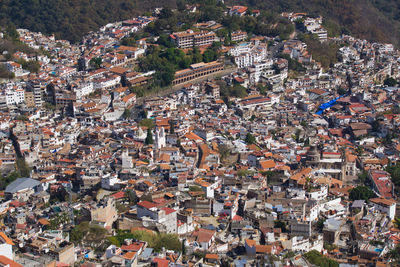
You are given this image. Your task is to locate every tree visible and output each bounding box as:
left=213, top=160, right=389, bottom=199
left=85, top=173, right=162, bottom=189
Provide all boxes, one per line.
left=386, top=162, right=400, bottom=186
left=358, top=171, right=367, bottom=185
left=237, top=169, right=253, bottom=177
left=384, top=76, right=397, bottom=87
left=245, top=132, right=256, bottom=144
left=279, top=54, right=306, bottom=72
left=16, top=158, right=30, bottom=177
left=191, top=47, right=203, bottom=63
left=349, top=186, right=374, bottom=201
left=181, top=240, right=186, bottom=255
left=126, top=189, right=138, bottom=204
left=0, top=65, right=14, bottom=79
left=169, top=120, right=175, bottom=134
left=5, top=24, right=20, bottom=41
left=389, top=244, right=400, bottom=264
left=189, top=186, right=203, bottom=192
left=157, top=34, right=174, bottom=48
left=89, top=57, right=102, bottom=70
left=122, top=108, right=132, bottom=120
left=15, top=115, right=28, bottom=121
left=298, top=34, right=340, bottom=68
left=304, top=250, right=339, bottom=267
left=337, top=87, right=347, bottom=95
left=316, top=218, right=326, bottom=232
left=145, top=128, right=154, bottom=145
left=19, top=60, right=41, bottom=73
left=274, top=220, right=287, bottom=232
left=0, top=171, right=20, bottom=190
left=139, top=118, right=154, bottom=129
left=70, top=221, right=107, bottom=246
left=218, top=144, right=231, bottom=161
left=109, top=230, right=181, bottom=252
left=158, top=67, right=175, bottom=87
left=176, top=0, right=186, bottom=12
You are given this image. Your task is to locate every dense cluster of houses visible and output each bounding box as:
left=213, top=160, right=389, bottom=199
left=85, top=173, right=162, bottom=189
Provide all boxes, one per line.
left=0, top=4, right=400, bottom=267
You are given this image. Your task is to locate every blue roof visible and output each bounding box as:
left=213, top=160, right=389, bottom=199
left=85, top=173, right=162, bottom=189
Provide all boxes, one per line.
left=5, top=178, right=40, bottom=194
left=234, top=259, right=247, bottom=267
left=141, top=248, right=153, bottom=258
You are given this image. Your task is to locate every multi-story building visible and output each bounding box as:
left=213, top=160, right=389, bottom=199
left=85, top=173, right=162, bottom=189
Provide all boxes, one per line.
left=137, top=201, right=177, bottom=234
left=368, top=169, right=394, bottom=199
left=231, top=31, right=248, bottom=42
left=73, top=82, right=94, bottom=100
left=229, top=41, right=268, bottom=68
left=93, top=75, right=121, bottom=90
left=5, top=87, right=25, bottom=106
left=170, top=30, right=216, bottom=49
left=54, top=90, right=76, bottom=108
left=24, top=91, right=35, bottom=108
left=229, top=6, right=248, bottom=16
left=206, top=82, right=220, bottom=98
left=369, top=197, right=396, bottom=220
left=90, top=197, right=118, bottom=229
left=27, top=80, right=45, bottom=107
left=172, top=61, right=224, bottom=85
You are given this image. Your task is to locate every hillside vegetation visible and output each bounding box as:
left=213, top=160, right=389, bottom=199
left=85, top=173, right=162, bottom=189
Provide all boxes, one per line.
left=0, top=0, right=176, bottom=43
left=1, top=0, right=400, bottom=46
left=229, top=0, right=400, bottom=46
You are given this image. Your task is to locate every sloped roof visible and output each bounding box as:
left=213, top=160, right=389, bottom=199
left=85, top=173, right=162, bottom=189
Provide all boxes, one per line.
left=0, top=232, right=14, bottom=245
left=5, top=178, right=40, bottom=194
left=0, top=255, right=23, bottom=267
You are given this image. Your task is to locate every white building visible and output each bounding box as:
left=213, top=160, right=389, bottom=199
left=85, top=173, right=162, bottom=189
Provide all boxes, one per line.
left=229, top=41, right=268, bottom=69
left=0, top=232, right=14, bottom=260
left=101, top=173, right=120, bottom=190
left=74, top=82, right=94, bottom=100
left=121, top=150, right=133, bottom=169
left=137, top=201, right=177, bottom=233
left=369, top=198, right=396, bottom=220
left=306, top=185, right=328, bottom=201
left=5, top=88, right=25, bottom=106
left=154, top=127, right=166, bottom=150
left=93, top=75, right=121, bottom=90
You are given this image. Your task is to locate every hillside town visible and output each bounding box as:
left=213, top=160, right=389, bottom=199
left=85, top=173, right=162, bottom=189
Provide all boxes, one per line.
left=0, top=4, right=400, bottom=267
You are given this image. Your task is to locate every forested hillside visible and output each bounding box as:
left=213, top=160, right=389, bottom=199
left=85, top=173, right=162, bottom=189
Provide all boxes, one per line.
left=229, top=0, right=400, bottom=46
left=1, top=0, right=400, bottom=46
left=0, top=0, right=176, bottom=43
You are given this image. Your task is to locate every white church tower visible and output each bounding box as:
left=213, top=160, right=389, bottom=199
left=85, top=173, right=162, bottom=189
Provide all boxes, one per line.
left=121, top=149, right=133, bottom=169
left=155, top=127, right=166, bottom=150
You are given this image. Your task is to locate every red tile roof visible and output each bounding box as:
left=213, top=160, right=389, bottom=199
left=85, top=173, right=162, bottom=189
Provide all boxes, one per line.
left=111, top=191, right=126, bottom=200
left=370, top=170, right=394, bottom=198
left=161, top=207, right=176, bottom=215
left=121, top=242, right=144, bottom=252
left=153, top=258, right=169, bottom=267
left=0, top=255, right=23, bottom=267
left=123, top=251, right=137, bottom=260
left=137, top=200, right=157, bottom=209
left=193, top=228, right=215, bottom=243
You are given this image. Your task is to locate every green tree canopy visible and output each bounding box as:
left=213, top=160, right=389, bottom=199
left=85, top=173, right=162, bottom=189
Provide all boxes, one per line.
left=108, top=230, right=182, bottom=252
left=349, top=186, right=374, bottom=201
left=89, top=58, right=102, bottom=70
left=386, top=162, right=400, bottom=186
left=122, top=108, right=132, bottom=120
left=384, top=76, right=397, bottom=87
left=245, top=132, right=256, bottom=144
left=139, top=118, right=154, bottom=129
left=145, top=128, right=154, bottom=145
left=304, top=250, right=339, bottom=267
